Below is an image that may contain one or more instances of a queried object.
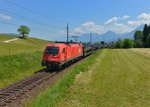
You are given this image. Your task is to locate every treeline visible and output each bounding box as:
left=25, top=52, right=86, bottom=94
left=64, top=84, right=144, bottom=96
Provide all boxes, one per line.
left=113, top=24, right=150, bottom=48
left=115, top=38, right=134, bottom=48
left=134, top=24, right=150, bottom=48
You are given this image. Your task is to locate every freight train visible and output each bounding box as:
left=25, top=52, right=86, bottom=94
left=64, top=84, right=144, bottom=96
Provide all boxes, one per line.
left=41, top=41, right=102, bottom=69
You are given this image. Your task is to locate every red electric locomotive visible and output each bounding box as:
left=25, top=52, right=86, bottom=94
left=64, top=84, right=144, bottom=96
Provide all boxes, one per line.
left=42, top=42, right=83, bottom=69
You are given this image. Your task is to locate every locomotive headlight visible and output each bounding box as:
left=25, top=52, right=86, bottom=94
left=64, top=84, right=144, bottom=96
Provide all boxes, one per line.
left=50, top=58, right=54, bottom=61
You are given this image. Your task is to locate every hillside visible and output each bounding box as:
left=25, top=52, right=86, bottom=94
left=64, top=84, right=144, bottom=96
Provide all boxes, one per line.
left=0, top=34, right=50, bottom=56
left=0, top=34, right=16, bottom=42
left=0, top=34, right=50, bottom=88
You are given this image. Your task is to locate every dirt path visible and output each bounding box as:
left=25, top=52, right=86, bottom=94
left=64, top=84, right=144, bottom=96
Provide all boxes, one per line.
left=3, top=38, right=18, bottom=43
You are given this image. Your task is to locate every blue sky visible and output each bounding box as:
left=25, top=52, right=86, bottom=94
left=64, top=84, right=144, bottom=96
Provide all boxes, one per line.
left=0, top=0, right=150, bottom=41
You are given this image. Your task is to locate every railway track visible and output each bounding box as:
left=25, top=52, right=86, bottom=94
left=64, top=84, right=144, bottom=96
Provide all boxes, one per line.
left=0, top=70, right=57, bottom=106
left=0, top=52, right=94, bottom=107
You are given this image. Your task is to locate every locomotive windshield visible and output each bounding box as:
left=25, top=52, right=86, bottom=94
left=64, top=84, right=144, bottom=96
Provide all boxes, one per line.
left=46, top=46, right=59, bottom=55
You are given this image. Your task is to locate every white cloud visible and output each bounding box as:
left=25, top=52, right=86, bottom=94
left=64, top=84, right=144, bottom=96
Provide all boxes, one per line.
left=71, top=13, right=150, bottom=36
left=127, top=21, right=142, bottom=27
left=0, top=13, right=11, bottom=20
left=137, top=13, right=150, bottom=20
left=127, top=13, right=150, bottom=27
left=73, top=21, right=135, bottom=35
left=108, top=23, right=134, bottom=34
left=75, top=15, right=132, bottom=34
left=122, top=15, right=130, bottom=19
left=74, top=21, right=106, bottom=34
left=105, top=17, right=118, bottom=25
left=105, top=15, right=130, bottom=25
left=81, top=21, right=95, bottom=27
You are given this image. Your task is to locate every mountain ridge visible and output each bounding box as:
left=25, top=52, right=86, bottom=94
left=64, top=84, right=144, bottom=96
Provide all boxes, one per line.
left=78, top=25, right=144, bottom=42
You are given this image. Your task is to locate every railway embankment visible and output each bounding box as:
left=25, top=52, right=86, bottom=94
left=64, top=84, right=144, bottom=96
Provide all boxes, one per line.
left=0, top=51, right=44, bottom=88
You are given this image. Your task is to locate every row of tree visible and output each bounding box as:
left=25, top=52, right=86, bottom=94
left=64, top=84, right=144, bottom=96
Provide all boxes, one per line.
left=134, top=24, right=150, bottom=48
left=114, top=38, right=134, bottom=48
left=113, top=24, right=150, bottom=48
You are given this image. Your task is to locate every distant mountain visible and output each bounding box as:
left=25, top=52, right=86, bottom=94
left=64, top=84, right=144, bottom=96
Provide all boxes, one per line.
left=122, top=24, right=144, bottom=40
left=78, top=25, right=144, bottom=43
left=78, top=32, right=119, bottom=43
left=100, top=31, right=120, bottom=42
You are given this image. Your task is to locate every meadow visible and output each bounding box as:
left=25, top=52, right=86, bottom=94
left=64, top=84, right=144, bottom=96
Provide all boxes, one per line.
left=56, top=49, right=150, bottom=107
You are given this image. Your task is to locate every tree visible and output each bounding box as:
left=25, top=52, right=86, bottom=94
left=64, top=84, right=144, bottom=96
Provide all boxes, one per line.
left=123, top=38, right=134, bottom=48
left=17, top=25, right=30, bottom=38
left=115, top=39, right=123, bottom=48
left=134, top=40, right=143, bottom=48
left=134, top=30, right=143, bottom=47
left=143, top=24, right=149, bottom=46
left=147, top=34, right=150, bottom=48
left=148, top=25, right=150, bottom=35
left=109, top=41, right=115, bottom=48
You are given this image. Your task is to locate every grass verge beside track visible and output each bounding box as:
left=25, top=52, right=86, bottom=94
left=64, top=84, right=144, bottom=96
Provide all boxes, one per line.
left=0, top=34, right=49, bottom=88
left=0, top=51, right=44, bottom=88
left=30, top=51, right=101, bottom=107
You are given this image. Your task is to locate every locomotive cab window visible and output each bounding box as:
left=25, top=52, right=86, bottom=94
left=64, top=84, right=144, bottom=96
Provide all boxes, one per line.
left=46, top=46, right=59, bottom=55
left=62, top=48, right=65, bottom=53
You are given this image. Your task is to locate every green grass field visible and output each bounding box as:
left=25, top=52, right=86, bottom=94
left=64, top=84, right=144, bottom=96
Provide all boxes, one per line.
left=56, top=49, right=150, bottom=107
left=0, top=34, right=49, bottom=88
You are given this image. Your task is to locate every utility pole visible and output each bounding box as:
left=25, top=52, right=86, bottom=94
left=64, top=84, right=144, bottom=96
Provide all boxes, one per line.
left=70, top=36, right=78, bottom=42
left=67, top=23, right=69, bottom=42
left=90, top=33, right=92, bottom=44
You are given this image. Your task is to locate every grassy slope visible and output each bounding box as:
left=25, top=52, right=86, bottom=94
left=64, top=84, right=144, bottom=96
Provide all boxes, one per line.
left=57, top=49, right=150, bottom=107
left=0, top=34, right=49, bottom=88
left=30, top=51, right=101, bottom=107
left=0, top=34, right=16, bottom=42
left=0, top=51, right=43, bottom=88
left=0, top=34, right=49, bottom=56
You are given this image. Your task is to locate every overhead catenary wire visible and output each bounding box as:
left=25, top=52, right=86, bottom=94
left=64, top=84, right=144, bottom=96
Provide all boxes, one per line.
left=0, top=21, right=59, bottom=34
left=68, top=28, right=80, bottom=42
left=4, top=0, right=67, bottom=24
left=0, top=9, right=65, bottom=29
left=2, top=0, right=73, bottom=40
left=0, top=21, right=57, bottom=37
